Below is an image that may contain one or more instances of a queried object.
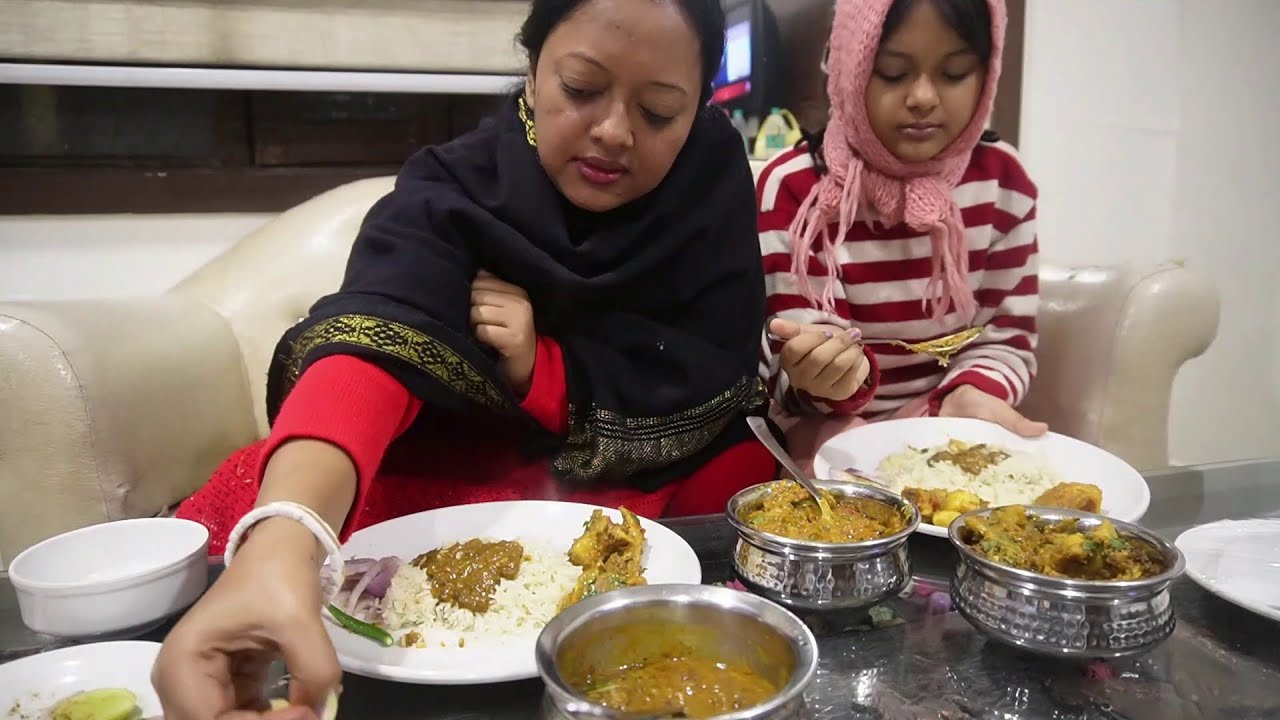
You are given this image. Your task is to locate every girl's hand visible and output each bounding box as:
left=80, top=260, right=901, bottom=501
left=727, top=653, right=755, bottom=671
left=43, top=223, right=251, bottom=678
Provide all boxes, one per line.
left=471, top=270, right=537, bottom=395
left=770, top=317, right=870, bottom=402
left=938, top=384, right=1049, bottom=437
left=152, top=519, right=340, bottom=720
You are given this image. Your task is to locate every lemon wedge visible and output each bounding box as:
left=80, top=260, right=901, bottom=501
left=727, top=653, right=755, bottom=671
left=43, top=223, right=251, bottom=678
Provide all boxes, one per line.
left=50, top=689, right=139, bottom=720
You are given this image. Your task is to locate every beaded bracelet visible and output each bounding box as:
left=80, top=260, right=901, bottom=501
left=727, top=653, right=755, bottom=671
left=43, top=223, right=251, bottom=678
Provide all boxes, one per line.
left=223, top=501, right=345, bottom=599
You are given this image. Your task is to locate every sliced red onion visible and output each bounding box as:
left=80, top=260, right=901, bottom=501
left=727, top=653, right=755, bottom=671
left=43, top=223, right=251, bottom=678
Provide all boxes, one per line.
left=346, top=556, right=400, bottom=612
left=344, top=558, right=379, bottom=576
left=363, top=557, right=402, bottom=599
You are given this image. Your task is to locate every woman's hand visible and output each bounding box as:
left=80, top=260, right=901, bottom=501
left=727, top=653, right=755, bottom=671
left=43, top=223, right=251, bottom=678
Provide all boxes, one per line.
left=770, top=317, right=869, bottom=402
left=471, top=270, right=537, bottom=395
left=938, top=384, right=1049, bottom=437
left=152, top=520, right=340, bottom=720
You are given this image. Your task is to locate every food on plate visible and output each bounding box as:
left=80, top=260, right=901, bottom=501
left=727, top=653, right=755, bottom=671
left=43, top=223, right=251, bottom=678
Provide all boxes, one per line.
left=267, top=691, right=340, bottom=720
left=326, top=603, right=393, bottom=647
left=411, top=539, right=525, bottom=613
left=1034, top=482, right=1103, bottom=513
left=329, top=507, right=648, bottom=648
left=739, top=481, right=908, bottom=543
left=864, top=439, right=1103, bottom=528
left=957, top=505, right=1166, bottom=580
left=559, top=508, right=648, bottom=610
left=50, top=689, right=139, bottom=720
left=577, top=656, right=777, bottom=718
left=901, top=487, right=986, bottom=529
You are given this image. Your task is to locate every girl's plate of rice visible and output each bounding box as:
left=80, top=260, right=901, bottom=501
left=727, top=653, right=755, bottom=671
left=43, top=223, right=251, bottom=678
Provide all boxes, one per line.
left=812, top=417, right=1151, bottom=538
left=323, top=500, right=700, bottom=685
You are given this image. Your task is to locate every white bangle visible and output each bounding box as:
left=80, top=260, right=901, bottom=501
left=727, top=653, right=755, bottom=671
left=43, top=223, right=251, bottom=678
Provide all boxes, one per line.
left=224, top=501, right=345, bottom=600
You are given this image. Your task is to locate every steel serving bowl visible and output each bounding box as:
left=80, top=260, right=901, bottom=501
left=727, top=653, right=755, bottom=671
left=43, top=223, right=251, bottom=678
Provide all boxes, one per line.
left=947, top=505, right=1187, bottom=659
left=726, top=480, right=921, bottom=612
left=536, top=583, right=818, bottom=720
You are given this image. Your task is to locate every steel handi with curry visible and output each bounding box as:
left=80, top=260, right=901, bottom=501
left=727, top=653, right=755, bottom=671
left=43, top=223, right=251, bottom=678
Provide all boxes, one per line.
left=958, top=505, right=1167, bottom=580
left=740, top=481, right=908, bottom=543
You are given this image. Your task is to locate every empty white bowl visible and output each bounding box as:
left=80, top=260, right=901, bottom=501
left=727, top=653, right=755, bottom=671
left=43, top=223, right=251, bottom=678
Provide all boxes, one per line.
left=9, top=517, right=210, bottom=637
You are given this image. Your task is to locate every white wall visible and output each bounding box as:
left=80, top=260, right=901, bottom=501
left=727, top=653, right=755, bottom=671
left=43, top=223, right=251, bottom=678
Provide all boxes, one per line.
left=1021, top=0, right=1280, bottom=465
left=0, top=214, right=268, bottom=300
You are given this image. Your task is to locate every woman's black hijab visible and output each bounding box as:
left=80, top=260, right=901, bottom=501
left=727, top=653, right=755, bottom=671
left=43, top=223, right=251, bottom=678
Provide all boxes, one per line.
left=266, top=96, right=766, bottom=490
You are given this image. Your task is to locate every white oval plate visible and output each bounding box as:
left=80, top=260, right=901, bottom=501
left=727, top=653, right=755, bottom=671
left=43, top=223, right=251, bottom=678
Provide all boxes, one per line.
left=326, top=500, right=701, bottom=685
left=812, top=417, right=1151, bottom=537
left=0, top=641, right=161, bottom=720
left=1176, top=518, right=1280, bottom=622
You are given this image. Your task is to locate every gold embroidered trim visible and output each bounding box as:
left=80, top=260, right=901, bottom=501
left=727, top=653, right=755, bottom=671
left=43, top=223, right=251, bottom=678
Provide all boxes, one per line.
left=553, top=376, right=767, bottom=481
left=282, top=313, right=507, bottom=410
left=517, top=95, right=537, bottom=147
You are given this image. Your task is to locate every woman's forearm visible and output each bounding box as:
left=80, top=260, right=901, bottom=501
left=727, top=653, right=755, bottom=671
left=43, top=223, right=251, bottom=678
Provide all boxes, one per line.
left=243, top=438, right=358, bottom=565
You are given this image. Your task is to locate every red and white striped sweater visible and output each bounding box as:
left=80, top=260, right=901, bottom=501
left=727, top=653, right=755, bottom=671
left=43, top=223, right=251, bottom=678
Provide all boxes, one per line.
left=757, top=141, right=1040, bottom=419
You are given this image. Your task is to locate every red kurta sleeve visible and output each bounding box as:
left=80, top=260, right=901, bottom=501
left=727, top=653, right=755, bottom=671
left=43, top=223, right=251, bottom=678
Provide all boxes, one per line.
left=255, top=355, right=422, bottom=538
left=520, top=335, right=569, bottom=435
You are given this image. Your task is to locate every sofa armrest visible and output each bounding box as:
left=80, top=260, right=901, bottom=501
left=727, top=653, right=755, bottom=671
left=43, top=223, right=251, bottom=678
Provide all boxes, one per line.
left=1022, top=264, right=1219, bottom=470
left=0, top=296, right=258, bottom=568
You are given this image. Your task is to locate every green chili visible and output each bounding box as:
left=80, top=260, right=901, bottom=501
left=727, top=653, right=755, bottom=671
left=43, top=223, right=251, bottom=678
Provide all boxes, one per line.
left=327, top=603, right=394, bottom=647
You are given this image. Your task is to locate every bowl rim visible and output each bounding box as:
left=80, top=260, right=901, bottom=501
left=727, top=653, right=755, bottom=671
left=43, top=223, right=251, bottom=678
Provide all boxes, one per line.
left=10, top=517, right=210, bottom=596
left=535, top=583, right=819, bottom=720
left=726, top=479, right=921, bottom=554
left=946, top=505, right=1187, bottom=592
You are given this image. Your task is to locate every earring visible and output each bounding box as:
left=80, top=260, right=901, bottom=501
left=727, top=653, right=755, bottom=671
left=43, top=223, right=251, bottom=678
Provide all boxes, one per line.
left=518, top=95, right=537, bottom=148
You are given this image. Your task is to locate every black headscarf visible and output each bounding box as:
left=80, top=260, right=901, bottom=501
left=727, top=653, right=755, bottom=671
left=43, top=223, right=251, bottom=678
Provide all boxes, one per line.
left=266, top=96, right=766, bottom=490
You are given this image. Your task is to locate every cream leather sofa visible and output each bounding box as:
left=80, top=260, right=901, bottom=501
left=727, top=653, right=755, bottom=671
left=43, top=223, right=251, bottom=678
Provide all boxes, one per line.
left=0, top=178, right=1220, bottom=570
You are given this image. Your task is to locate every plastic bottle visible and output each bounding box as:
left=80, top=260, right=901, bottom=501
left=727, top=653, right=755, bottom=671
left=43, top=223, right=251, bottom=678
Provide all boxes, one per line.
left=753, top=107, right=803, bottom=159
left=729, top=108, right=751, bottom=153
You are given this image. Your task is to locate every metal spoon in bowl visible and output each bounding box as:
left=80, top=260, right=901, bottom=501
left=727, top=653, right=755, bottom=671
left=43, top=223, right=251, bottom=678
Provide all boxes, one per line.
left=746, top=416, right=833, bottom=520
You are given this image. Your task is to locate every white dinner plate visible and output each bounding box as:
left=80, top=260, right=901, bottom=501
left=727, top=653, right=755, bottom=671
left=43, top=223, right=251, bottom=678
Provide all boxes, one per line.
left=1176, top=518, right=1280, bottom=622
left=326, top=500, right=701, bottom=685
left=812, top=417, right=1151, bottom=537
left=0, top=641, right=162, bottom=720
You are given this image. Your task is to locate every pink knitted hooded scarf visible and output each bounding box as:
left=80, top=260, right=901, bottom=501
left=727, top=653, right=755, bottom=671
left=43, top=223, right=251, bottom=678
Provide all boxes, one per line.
left=790, top=0, right=1007, bottom=323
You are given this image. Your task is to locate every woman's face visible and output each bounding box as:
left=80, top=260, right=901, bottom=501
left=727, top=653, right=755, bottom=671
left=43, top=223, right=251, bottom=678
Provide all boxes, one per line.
left=526, top=0, right=703, bottom=212
left=864, top=0, right=986, bottom=163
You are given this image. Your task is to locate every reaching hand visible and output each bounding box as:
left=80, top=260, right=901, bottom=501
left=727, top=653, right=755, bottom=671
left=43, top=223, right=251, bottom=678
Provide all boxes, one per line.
left=770, top=317, right=870, bottom=403
left=937, top=384, right=1048, bottom=437
left=152, top=520, right=340, bottom=720
left=471, top=270, right=537, bottom=396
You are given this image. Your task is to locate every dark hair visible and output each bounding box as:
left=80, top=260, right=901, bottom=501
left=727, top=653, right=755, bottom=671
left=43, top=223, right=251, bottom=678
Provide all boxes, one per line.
left=517, top=0, right=727, bottom=104
left=883, top=0, right=992, bottom=64
left=807, top=0, right=995, bottom=173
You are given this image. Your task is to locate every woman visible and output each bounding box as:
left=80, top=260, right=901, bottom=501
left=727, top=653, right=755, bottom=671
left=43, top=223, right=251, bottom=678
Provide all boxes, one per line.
left=154, top=1, right=772, bottom=717
left=757, top=0, right=1044, bottom=468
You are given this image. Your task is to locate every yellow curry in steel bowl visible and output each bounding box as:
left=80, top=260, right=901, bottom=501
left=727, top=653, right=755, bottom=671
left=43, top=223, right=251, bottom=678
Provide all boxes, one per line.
left=734, top=480, right=915, bottom=545
left=725, top=480, right=921, bottom=612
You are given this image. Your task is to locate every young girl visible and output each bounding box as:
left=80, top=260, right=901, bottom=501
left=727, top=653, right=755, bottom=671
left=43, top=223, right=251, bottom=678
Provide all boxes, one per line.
left=758, top=0, right=1046, bottom=465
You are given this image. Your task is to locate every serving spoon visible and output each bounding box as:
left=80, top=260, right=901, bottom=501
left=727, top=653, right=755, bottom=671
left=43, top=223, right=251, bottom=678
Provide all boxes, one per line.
left=746, top=416, right=833, bottom=520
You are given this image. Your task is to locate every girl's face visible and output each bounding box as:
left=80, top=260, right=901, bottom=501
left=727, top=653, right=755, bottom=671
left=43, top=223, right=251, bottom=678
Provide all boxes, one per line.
left=526, top=0, right=703, bottom=212
left=864, top=0, right=986, bottom=163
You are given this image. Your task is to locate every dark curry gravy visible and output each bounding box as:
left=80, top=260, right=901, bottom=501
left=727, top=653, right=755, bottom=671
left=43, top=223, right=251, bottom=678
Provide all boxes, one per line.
left=582, top=657, right=778, bottom=718
left=411, top=539, right=524, bottom=613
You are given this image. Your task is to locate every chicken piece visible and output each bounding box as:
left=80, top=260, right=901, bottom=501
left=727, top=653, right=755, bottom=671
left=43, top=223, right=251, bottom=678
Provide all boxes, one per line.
left=942, top=489, right=986, bottom=513
left=1034, top=482, right=1103, bottom=513
left=560, top=508, right=648, bottom=611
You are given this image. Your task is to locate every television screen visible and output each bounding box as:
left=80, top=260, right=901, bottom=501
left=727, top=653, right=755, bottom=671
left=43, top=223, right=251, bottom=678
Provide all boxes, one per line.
left=711, top=18, right=752, bottom=105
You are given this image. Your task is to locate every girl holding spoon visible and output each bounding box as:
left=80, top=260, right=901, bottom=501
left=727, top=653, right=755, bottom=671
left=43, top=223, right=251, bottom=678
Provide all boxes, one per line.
left=757, top=0, right=1048, bottom=470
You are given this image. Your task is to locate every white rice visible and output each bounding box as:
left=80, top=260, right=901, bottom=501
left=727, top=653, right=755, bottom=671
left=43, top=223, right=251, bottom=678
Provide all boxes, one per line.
left=379, top=541, right=579, bottom=643
left=869, top=442, right=1065, bottom=506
